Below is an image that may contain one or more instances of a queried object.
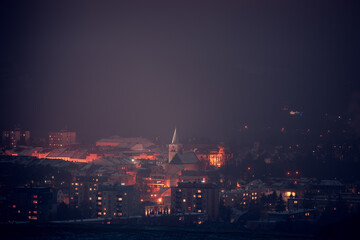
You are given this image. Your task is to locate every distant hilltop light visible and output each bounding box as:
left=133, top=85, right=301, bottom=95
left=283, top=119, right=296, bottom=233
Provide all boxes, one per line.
left=289, top=110, right=303, bottom=116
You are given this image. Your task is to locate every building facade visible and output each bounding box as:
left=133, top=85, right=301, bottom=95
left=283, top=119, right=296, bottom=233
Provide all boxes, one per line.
left=7, top=187, right=57, bottom=222
left=171, top=182, right=219, bottom=221
left=96, top=184, right=142, bottom=218
left=2, top=129, right=30, bottom=148
left=49, top=130, right=76, bottom=148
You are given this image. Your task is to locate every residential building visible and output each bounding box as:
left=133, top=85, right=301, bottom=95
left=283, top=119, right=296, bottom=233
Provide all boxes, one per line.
left=171, top=182, right=219, bottom=221
left=2, top=129, right=30, bottom=148
left=96, top=184, right=142, bottom=218
left=49, top=130, right=76, bottom=148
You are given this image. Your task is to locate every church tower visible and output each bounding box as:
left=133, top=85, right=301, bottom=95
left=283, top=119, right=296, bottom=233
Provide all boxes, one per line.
left=168, top=127, right=182, bottom=163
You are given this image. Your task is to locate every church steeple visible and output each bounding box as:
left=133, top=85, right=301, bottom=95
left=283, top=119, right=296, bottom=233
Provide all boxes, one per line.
left=168, top=127, right=182, bottom=163
left=171, top=127, right=178, bottom=144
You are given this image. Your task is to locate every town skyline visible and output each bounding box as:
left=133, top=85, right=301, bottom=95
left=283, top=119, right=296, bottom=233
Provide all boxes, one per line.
left=1, top=0, right=360, bottom=239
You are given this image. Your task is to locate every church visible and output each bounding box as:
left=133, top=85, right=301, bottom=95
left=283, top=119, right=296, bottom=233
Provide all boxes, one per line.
left=167, top=128, right=201, bottom=171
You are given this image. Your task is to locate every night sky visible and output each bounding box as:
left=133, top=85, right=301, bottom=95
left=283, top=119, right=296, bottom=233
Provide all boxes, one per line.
left=1, top=0, right=360, bottom=143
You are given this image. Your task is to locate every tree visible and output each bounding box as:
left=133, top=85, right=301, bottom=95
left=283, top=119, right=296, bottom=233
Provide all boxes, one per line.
left=275, top=193, right=286, bottom=212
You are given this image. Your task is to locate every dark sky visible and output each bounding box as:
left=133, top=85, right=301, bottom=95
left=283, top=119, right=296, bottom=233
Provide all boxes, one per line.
left=1, top=0, right=360, bottom=143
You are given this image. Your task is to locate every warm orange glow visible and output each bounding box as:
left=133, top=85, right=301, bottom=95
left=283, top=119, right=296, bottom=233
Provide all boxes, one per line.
left=158, top=198, right=162, bottom=203
left=133, top=153, right=158, bottom=161
left=285, top=191, right=296, bottom=197
left=30, top=151, right=101, bottom=163
left=209, top=147, right=225, bottom=167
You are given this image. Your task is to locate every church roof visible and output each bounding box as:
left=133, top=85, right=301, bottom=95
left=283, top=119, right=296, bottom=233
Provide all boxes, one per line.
left=170, top=152, right=200, bottom=165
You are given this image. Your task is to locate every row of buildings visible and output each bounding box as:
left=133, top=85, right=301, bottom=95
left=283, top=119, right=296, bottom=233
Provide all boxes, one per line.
left=2, top=129, right=76, bottom=149
left=1, top=129, right=225, bottom=223
left=2, top=127, right=359, bottom=230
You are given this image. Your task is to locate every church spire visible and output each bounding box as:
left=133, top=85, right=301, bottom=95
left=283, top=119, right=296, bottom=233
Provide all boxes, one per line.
left=171, top=127, right=178, bottom=144
left=169, top=127, right=181, bottom=163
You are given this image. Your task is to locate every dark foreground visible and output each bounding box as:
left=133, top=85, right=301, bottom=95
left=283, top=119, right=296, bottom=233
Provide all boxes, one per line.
left=1, top=223, right=313, bottom=240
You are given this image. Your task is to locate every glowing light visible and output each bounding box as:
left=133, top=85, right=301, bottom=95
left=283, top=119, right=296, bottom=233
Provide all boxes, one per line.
left=209, top=147, right=226, bottom=167
left=285, top=191, right=296, bottom=197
